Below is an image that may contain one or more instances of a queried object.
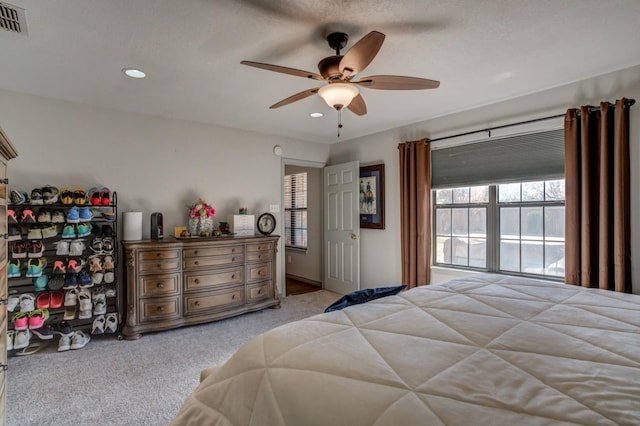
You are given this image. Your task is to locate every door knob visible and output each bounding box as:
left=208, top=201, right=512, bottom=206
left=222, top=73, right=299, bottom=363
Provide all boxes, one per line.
left=351, top=234, right=359, bottom=240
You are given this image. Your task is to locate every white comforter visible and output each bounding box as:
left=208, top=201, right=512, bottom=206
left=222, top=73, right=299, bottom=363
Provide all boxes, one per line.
left=173, top=274, right=640, bottom=425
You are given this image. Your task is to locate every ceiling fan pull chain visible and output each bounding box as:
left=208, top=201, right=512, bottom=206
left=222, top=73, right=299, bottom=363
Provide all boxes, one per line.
left=337, top=109, right=343, bottom=137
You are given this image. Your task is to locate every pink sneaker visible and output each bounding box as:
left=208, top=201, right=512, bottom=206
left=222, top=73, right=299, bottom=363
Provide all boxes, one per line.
left=12, top=312, right=28, bottom=330
left=28, top=309, right=49, bottom=330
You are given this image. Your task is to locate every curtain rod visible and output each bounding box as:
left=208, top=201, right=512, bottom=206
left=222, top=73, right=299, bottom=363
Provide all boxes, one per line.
left=429, top=98, right=635, bottom=143
left=430, top=113, right=565, bottom=143
left=575, top=98, right=636, bottom=115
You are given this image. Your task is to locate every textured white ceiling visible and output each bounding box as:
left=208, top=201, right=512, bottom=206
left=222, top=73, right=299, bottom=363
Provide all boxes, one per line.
left=1, top=0, right=639, bottom=143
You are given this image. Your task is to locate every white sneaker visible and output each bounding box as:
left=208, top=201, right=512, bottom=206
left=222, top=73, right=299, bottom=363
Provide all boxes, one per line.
left=7, top=330, right=15, bottom=350
left=19, top=293, right=35, bottom=312
left=13, top=330, right=30, bottom=350
left=58, top=335, right=71, bottom=351
left=69, top=239, right=85, bottom=256
left=105, top=313, right=118, bottom=334
left=55, top=240, right=70, bottom=256
left=7, top=295, right=19, bottom=312
left=92, top=315, right=105, bottom=334
left=70, top=330, right=90, bottom=349
left=78, top=289, right=92, bottom=312
left=78, top=309, right=92, bottom=320
left=64, top=289, right=79, bottom=306
left=93, top=291, right=106, bottom=315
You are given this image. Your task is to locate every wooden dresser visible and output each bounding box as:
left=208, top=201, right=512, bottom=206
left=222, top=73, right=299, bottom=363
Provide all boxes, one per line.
left=121, top=235, right=279, bottom=340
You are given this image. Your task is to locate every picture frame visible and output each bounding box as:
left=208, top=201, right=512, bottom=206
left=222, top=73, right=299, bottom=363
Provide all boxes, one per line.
left=359, top=164, right=385, bottom=229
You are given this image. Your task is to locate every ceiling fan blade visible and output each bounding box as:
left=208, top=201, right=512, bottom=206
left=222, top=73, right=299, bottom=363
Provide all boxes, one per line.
left=241, top=61, right=324, bottom=81
left=270, top=88, right=319, bottom=109
left=346, top=94, right=367, bottom=116
left=339, top=31, right=385, bottom=78
left=354, top=75, right=440, bottom=90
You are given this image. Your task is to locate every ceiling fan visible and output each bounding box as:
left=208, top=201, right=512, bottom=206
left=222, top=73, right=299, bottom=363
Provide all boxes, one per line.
left=241, top=30, right=440, bottom=117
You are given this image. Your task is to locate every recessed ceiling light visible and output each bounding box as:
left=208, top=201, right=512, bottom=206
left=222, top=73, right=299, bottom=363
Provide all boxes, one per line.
left=122, top=68, right=146, bottom=79
left=309, top=112, right=323, bottom=118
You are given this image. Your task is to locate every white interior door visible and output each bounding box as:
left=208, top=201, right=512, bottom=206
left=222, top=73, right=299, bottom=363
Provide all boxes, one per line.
left=324, top=161, right=360, bottom=294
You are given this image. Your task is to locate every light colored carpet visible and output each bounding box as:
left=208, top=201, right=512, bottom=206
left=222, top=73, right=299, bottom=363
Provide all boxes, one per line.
left=7, top=290, right=339, bottom=426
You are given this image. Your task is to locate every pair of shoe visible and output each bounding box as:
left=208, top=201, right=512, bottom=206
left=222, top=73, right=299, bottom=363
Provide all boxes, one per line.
left=30, top=186, right=59, bottom=205
left=13, top=308, right=49, bottom=330
left=60, top=188, right=89, bottom=206
left=62, top=271, right=92, bottom=290
left=91, top=223, right=114, bottom=238
left=90, top=237, right=114, bottom=255
left=62, top=223, right=92, bottom=238
left=66, top=206, right=93, bottom=223
left=53, top=257, right=85, bottom=275
left=58, top=330, right=91, bottom=351
left=10, top=189, right=30, bottom=205
left=55, top=239, right=85, bottom=256
left=93, top=312, right=118, bottom=334
left=36, top=207, right=64, bottom=223
left=27, top=224, right=58, bottom=239
left=63, top=288, right=92, bottom=319
left=25, top=258, right=47, bottom=278
left=88, top=187, right=112, bottom=206
left=20, top=240, right=45, bottom=258
left=12, top=208, right=36, bottom=224
left=35, top=291, right=64, bottom=309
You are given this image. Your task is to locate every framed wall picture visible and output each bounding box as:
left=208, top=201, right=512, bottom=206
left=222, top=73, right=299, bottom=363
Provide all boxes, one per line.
left=359, top=164, right=385, bottom=229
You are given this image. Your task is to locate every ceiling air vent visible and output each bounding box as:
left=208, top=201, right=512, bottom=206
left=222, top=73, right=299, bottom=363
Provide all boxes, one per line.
left=0, top=1, right=28, bottom=35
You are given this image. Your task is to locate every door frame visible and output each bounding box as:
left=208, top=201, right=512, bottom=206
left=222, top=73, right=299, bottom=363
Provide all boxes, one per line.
left=279, top=158, right=326, bottom=297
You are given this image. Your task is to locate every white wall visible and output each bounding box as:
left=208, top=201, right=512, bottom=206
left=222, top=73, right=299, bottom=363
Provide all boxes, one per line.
left=284, top=165, right=322, bottom=285
left=329, top=64, right=640, bottom=294
left=0, top=89, right=331, bottom=296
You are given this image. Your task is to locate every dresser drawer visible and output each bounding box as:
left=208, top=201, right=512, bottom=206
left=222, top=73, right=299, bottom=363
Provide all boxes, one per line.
left=247, top=261, right=271, bottom=282
left=139, top=249, right=180, bottom=261
left=183, top=245, right=242, bottom=258
left=247, top=281, right=271, bottom=303
left=139, top=296, right=181, bottom=323
left=184, top=286, right=244, bottom=315
left=139, top=272, right=180, bottom=298
left=184, top=267, right=243, bottom=292
left=139, top=258, right=181, bottom=273
left=247, top=241, right=273, bottom=253
left=246, top=246, right=272, bottom=262
left=183, top=253, right=244, bottom=269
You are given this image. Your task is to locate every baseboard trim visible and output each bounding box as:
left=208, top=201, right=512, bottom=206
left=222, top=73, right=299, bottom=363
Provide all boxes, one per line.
left=286, top=274, right=321, bottom=287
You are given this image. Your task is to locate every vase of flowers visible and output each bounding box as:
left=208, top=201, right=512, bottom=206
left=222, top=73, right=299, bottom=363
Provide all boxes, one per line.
left=188, top=198, right=216, bottom=236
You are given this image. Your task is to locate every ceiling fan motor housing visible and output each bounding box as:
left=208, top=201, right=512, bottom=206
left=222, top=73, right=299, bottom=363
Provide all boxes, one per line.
left=318, top=55, right=344, bottom=80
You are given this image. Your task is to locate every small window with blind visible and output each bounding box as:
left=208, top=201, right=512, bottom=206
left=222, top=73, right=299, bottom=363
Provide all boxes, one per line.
left=431, top=129, right=566, bottom=280
left=284, top=172, right=308, bottom=249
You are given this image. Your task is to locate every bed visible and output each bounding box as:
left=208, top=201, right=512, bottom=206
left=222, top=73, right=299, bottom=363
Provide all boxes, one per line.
left=172, top=273, right=640, bottom=425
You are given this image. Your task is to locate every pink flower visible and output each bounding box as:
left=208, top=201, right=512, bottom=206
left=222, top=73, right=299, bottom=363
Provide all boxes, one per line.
left=188, top=198, right=215, bottom=219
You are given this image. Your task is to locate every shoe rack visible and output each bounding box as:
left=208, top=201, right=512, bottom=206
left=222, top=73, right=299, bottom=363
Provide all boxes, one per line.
left=7, top=189, right=121, bottom=355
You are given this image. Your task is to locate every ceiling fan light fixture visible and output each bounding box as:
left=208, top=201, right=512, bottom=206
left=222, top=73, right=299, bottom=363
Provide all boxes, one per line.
left=318, top=83, right=359, bottom=110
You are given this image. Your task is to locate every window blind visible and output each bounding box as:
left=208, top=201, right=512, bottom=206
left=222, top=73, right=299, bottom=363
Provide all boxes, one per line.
left=431, top=129, right=564, bottom=188
left=284, top=172, right=307, bottom=249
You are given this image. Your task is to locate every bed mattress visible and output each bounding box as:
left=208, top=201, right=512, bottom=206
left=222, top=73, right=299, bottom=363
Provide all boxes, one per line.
left=173, top=273, right=640, bottom=425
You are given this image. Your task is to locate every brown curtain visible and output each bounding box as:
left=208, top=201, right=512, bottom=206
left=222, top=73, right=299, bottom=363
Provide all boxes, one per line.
left=398, top=139, right=431, bottom=288
left=564, top=98, right=634, bottom=293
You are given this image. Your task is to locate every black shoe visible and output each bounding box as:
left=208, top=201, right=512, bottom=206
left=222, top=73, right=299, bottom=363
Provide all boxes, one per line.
left=52, top=321, right=74, bottom=337
left=32, top=324, right=54, bottom=340
left=7, top=225, right=22, bottom=241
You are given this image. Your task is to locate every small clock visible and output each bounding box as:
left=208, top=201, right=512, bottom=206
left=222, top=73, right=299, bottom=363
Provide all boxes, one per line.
left=257, top=212, right=276, bottom=235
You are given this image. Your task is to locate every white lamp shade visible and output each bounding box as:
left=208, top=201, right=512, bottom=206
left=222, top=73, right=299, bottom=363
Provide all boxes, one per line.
left=318, top=83, right=359, bottom=109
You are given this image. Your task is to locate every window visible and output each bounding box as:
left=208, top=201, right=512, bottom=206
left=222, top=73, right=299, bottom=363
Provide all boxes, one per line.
left=434, top=179, right=565, bottom=279
left=284, top=172, right=307, bottom=249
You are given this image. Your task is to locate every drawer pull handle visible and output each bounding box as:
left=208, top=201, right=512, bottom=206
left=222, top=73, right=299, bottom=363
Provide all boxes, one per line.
left=157, top=264, right=162, bottom=268
left=231, top=258, right=235, bottom=262
left=194, top=250, right=198, bottom=255
left=194, top=261, right=199, bottom=266
left=231, top=294, right=235, bottom=300
left=194, top=279, right=200, bottom=284
left=157, top=283, right=164, bottom=289
left=258, top=289, right=262, bottom=294
left=231, top=274, right=236, bottom=279
left=158, top=306, right=165, bottom=312
left=156, top=253, right=161, bottom=257
left=195, top=301, right=200, bottom=306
